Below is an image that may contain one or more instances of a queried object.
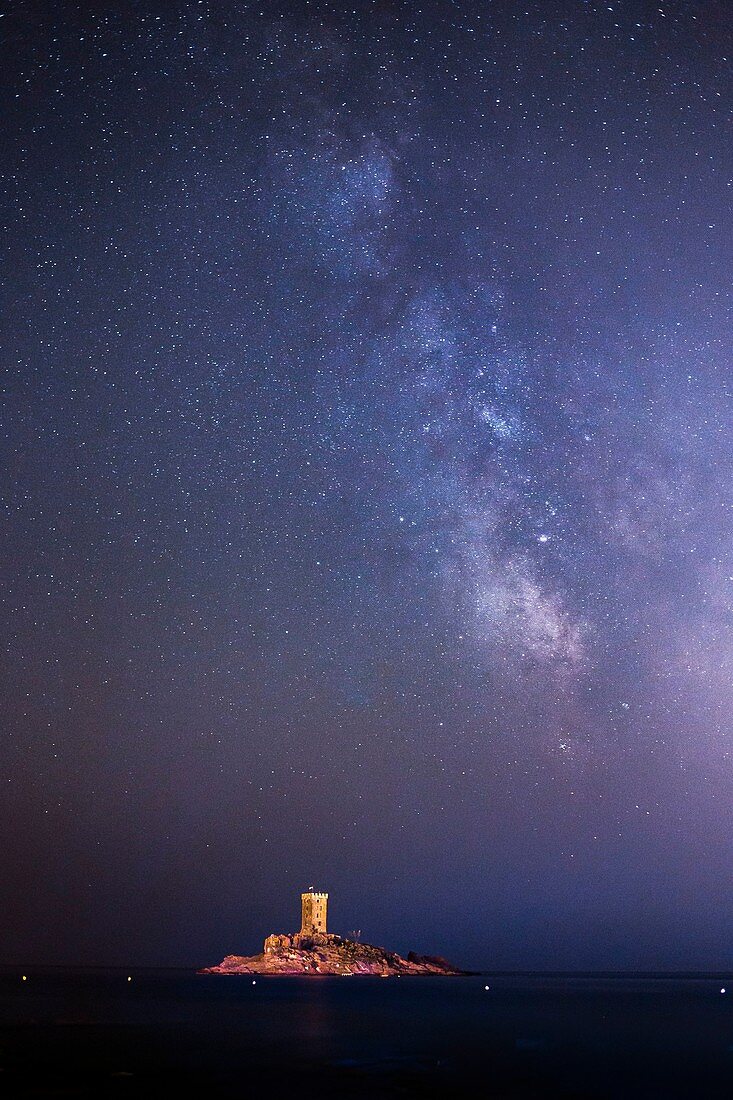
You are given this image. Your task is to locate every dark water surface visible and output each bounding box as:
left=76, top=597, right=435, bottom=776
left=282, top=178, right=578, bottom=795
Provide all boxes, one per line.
left=2, top=969, right=733, bottom=1098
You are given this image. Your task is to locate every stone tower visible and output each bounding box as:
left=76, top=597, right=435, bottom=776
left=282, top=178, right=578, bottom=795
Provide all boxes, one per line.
left=300, top=887, right=328, bottom=936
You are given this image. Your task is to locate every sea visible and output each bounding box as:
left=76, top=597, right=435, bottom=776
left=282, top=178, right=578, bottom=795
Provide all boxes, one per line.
left=2, top=969, right=733, bottom=1098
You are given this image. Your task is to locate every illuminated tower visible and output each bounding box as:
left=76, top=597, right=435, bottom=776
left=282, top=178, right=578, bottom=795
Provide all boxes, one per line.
left=300, top=887, right=328, bottom=935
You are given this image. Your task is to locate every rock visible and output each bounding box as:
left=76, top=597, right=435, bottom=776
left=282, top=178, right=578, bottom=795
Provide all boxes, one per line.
left=407, top=951, right=455, bottom=969
left=199, top=936, right=466, bottom=976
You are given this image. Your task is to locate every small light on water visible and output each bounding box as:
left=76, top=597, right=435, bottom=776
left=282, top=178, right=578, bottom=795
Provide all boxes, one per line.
left=252, top=980, right=256, bottom=985
left=484, top=985, right=490, bottom=991
left=127, top=976, right=132, bottom=982
left=22, top=975, right=27, bottom=982
left=721, top=988, right=726, bottom=994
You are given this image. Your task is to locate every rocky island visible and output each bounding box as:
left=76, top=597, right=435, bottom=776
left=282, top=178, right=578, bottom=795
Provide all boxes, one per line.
left=199, top=888, right=466, bottom=977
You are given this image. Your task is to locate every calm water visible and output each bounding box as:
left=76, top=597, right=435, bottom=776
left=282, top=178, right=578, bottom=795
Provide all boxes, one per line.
left=2, top=970, right=733, bottom=1097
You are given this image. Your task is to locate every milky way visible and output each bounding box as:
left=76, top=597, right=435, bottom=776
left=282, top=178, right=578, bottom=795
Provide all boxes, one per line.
left=2, top=2, right=732, bottom=969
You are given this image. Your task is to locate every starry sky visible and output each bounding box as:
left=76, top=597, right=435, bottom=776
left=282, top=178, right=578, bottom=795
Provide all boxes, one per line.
left=2, top=0, right=732, bottom=971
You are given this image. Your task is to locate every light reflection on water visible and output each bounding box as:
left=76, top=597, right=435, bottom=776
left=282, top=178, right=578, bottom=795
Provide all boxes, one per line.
left=1, top=971, right=733, bottom=1097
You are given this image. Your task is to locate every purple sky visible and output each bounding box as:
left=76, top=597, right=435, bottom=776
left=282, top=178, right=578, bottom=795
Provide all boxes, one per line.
left=2, top=0, right=732, bottom=970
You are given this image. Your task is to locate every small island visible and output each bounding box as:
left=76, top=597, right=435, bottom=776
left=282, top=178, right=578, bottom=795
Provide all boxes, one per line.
left=199, top=887, right=466, bottom=976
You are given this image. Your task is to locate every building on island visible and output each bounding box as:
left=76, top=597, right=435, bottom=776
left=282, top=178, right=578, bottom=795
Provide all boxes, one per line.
left=263, top=887, right=331, bottom=955
left=200, top=880, right=462, bottom=976
left=301, top=887, right=328, bottom=936
left=221, top=887, right=464, bottom=974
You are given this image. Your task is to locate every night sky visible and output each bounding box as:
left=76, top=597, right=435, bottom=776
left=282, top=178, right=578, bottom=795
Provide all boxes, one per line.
left=2, top=0, right=732, bottom=971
